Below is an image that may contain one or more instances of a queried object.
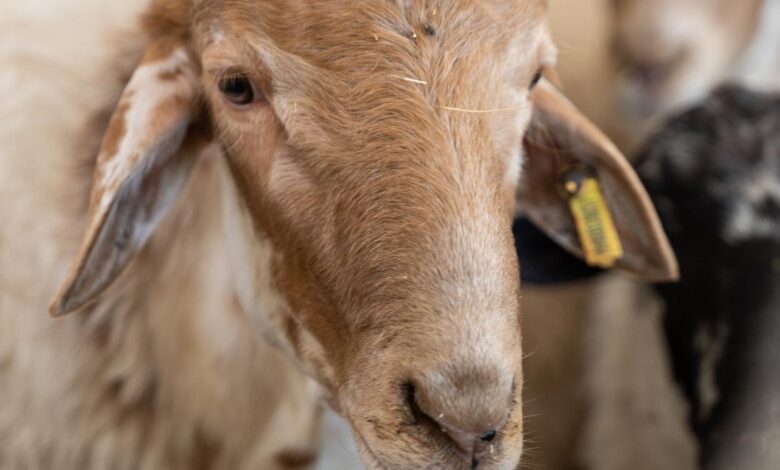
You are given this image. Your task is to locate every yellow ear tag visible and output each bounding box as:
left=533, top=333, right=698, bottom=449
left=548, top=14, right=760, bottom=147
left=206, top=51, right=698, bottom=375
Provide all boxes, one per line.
left=563, top=173, right=624, bottom=268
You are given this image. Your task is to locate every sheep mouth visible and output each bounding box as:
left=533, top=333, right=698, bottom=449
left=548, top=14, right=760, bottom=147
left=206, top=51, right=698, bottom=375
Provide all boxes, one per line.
left=350, top=422, right=490, bottom=470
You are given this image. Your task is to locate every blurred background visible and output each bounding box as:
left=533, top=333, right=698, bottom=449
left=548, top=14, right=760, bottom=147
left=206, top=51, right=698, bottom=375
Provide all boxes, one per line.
left=523, top=1, right=780, bottom=469
left=2, top=0, right=779, bottom=469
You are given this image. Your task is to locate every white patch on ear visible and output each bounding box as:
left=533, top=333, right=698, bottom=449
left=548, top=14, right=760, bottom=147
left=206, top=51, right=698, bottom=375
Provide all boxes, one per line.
left=98, top=48, right=195, bottom=212
left=48, top=41, right=202, bottom=316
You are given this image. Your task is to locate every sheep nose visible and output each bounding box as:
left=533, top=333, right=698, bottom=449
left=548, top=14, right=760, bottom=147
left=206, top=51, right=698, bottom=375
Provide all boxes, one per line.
left=439, top=423, right=500, bottom=467
left=405, top=372, right=513, bottom=468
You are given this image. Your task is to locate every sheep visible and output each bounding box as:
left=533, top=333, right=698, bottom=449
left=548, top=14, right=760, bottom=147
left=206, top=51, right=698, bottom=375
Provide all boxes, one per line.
left=610, top=0, right=780, bottom=147
left=636, top=85, right=780, bottom=470
left=1, top=5, right=322, bottom=470
left=0, top=1, right=677, bottom=469
left=546, top=0, right=779, bottom=152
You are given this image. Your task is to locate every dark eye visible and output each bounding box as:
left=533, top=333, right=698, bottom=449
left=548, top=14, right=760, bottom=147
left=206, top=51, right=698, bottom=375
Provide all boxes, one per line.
left=530, top=69, right=543, bottom=89
left=218, top=76, right=256, bottom=106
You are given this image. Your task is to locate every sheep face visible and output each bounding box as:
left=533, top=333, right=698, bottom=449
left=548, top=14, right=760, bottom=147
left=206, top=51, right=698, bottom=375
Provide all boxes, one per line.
left=610, top=0, right=763, bottom=121
left=50, top=1, right=677, bottom=468
left=198, top=3, right=549, bottom=468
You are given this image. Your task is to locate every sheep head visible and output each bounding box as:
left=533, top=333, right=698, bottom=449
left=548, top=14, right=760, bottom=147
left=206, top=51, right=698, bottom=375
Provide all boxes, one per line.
left=50, top=1, right=676, bottom=468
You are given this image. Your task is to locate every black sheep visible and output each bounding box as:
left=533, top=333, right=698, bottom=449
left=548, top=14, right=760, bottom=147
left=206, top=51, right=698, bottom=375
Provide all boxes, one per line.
left=636, top=85, right=780, bottom=469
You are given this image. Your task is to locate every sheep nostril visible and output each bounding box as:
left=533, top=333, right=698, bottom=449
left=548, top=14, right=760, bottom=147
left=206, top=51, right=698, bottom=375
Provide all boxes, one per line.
left=404, top=382, right=424, bottom=424
left=404, top=380, right=505, bottom=466
left=405, top=381, right=440, bottom=431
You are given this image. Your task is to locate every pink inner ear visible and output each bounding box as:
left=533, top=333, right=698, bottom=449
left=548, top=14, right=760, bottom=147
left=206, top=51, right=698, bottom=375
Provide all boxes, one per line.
left=49, top=44, right=200, bottom=316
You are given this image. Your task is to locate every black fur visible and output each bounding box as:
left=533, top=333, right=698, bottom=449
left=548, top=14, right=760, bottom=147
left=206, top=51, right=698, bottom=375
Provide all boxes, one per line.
left=636, top=85, right=780, bottom=468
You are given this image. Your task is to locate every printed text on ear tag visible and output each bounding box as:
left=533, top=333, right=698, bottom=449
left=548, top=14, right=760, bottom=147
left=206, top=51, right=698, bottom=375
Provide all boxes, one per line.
left=563, top=173, right=624, bottom=268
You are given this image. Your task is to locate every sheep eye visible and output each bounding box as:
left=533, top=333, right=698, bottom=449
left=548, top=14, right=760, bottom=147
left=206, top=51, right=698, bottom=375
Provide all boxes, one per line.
left=530, top=69, right=543, bottom=90
left=219, top=76, right=255, bottom=106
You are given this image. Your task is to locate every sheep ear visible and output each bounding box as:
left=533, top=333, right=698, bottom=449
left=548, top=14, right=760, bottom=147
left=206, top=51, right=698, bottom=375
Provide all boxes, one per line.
left=519, top=79, right=678, bottom=281
left=50, top=40, right=205, bottom=316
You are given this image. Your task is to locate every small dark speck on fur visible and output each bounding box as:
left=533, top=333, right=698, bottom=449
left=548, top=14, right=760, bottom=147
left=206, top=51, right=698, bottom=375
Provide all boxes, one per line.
left=275, top=449, right=317, bottom=469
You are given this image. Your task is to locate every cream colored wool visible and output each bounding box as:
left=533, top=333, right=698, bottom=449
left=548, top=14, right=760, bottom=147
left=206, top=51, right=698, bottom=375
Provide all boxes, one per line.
left=0, top=2, right=321, bottom=468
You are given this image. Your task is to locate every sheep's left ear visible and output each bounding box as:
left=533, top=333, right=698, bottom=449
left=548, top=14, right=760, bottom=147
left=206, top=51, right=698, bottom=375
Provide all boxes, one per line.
left=519, top=79, right=678, bottom=281
left=50, top=39, right=207, bottom=316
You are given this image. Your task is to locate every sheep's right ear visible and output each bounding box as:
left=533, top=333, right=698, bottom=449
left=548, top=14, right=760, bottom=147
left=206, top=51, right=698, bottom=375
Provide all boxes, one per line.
left=50, top=39, right=206, bottom=316
left=519, top=79, right=678, bottom=282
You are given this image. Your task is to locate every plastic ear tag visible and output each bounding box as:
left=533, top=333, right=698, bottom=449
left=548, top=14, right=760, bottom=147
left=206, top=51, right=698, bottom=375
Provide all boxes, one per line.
left=562, top=170, right=624, bottom=268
